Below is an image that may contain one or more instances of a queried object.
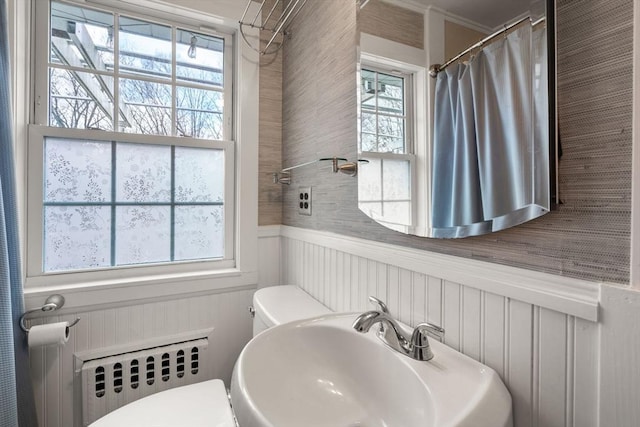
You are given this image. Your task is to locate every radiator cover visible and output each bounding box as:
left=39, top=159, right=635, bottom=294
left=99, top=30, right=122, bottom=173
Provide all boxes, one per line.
left=79, top=338, right=208, bottom=426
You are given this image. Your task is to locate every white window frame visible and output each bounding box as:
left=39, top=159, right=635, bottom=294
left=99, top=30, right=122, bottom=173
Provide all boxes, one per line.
left=22, top=0, right=260, bottom=304
left=359, top=58, right=419, bottom=233
left=360, top=33, right=428, bottom=236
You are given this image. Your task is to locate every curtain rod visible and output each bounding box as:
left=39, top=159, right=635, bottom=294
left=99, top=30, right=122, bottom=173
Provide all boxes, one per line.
left=429, top=16, right=546, bottom=78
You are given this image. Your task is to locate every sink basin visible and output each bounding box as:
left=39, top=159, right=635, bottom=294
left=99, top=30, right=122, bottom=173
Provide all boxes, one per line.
left=231, top=313, right=512, bottom=427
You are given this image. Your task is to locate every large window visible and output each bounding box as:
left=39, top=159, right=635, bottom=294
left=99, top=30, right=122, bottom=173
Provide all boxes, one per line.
left=358, top=66, right=414, bottom=230
left=29, top=0, right=235, bottom=276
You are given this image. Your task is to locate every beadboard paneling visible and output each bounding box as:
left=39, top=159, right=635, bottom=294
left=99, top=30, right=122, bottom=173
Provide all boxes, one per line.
left=282, top=0, right=632, bottom=284
left=598, top=285, right=640, bottom=426
left=258, top=225, right=282, bottom=288
left=279, top=229, right=599, bottom=427
left=29, top=289, right=254, bottom=427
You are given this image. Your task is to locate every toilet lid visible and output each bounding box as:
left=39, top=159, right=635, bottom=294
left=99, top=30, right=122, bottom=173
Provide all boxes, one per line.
left=254, top=285, right=331, bottom=327
left=89, top=379, right=235, bottom=427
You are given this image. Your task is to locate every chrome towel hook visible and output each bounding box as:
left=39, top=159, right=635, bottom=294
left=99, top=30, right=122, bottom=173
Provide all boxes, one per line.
left=20, top=294, right=81, bottom=333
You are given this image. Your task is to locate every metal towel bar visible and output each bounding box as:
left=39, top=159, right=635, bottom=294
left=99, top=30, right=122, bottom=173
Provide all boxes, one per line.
left=239, top=0, right=309, bottom=55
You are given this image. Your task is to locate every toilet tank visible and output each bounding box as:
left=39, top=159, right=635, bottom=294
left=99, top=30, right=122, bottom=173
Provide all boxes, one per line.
left=252, top=286, right=332, bottom=336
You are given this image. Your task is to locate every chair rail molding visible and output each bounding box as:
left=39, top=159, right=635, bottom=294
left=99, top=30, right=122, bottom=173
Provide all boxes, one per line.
left=278, top=225, right=600, bottom=321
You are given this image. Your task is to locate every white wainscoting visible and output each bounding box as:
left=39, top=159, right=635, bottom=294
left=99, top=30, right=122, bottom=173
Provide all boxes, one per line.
left=28, top=288, right=254, bottom=427
left=273, top=225, right=600, bottom=427
left=258, top=225, right=282, bottom=289
left=29, top=225, right=610, bottom=427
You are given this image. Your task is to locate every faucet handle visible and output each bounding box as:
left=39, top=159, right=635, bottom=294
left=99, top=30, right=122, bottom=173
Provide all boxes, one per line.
left=410, top=323, right=444, bottom=361
left=414, top=322, right=445, bottom=340
left=368, top=296, right=389, bottom=313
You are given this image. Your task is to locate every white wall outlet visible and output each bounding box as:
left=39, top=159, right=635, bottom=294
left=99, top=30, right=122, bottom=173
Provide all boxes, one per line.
left=298, top=187, right=312, bottom=215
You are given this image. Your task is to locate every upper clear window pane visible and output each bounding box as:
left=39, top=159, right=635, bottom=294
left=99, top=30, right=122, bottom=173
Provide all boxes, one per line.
left=48, top=2, right=228, bottom=141
left=119, top=16, right=172, bottom=80
left=49, top=68, right=114, bottom=130
left=176, top=29, right=224, bottom=87
left=50, top=2, right=114, bottom=71
left=360, top=68, right=408, bottom=154
left=119, top=78, right=172, bottom=135
left=176, top=86, right=224, bottom=139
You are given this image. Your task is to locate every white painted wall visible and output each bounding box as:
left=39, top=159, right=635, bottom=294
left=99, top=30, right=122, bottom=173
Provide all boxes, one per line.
left=28, top=288, right=254, bottom=427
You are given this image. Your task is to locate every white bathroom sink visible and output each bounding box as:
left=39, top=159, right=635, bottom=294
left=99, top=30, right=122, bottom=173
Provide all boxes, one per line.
left=230, top=313, right=512, bottom=427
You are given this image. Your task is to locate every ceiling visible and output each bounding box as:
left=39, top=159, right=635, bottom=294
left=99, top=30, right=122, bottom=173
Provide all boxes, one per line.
left=399, top=0, right=539, bottom=29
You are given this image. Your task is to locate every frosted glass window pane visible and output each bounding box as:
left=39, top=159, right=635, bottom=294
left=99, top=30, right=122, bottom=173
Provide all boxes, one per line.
left=50, top=68, right=114, bottom=130
left=119, top=78, right=172, bottom=135
left=176, top=87, right=223, bottom=140
left=357, top=158, right=382, bottom=201
left=358, top=201, right=382, bottom=219
left=175, top=147, right=224, bottom=202
left=381, top=201, right=411, bottom=225
left=383, top=158, right=411, bottom=200
left=174, top=206, right=224, bottom=260
left=116, top=143, right=171, bottom=202
left=119, top=16, right=171, bottom=80
left=176, top=29, right=224, bottom=87
left=45, top=138, right=112, bottom=202
left=115, top=206, right=170, bottom=265
left=44, top=206, right=111, bottom=271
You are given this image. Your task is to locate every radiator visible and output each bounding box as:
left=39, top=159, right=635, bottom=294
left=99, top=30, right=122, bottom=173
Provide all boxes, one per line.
left=80, top=338, right=208, bottom=426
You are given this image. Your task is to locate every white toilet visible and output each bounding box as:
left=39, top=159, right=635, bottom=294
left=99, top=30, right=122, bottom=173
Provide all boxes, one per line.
left=89, top=286, right=331, bottom=427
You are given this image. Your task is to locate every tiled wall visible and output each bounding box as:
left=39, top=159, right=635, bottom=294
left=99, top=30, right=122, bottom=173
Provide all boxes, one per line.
left=280, top=0, right=633, bottom=284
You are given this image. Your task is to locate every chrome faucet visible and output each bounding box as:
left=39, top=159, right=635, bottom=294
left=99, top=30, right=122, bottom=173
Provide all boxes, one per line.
left=353, top=296, right=445, bottom=362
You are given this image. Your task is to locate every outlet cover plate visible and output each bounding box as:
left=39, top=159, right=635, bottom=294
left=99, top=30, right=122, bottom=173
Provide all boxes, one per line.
left=298, top=187, right=311, bottom=215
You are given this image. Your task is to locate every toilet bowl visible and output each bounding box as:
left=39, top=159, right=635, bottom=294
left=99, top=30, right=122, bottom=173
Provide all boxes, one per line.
left=89, top=286, right=330, bottom=427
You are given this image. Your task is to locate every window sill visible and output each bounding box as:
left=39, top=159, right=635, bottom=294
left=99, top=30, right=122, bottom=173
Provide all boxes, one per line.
left=23, top=267, right=257, bottom=311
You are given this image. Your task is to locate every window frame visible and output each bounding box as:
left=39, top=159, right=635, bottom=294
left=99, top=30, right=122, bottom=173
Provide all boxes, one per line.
left=359, top=34, right=429, bottom=236
left=26, top=125, right=236, bottom=283
left=359, top=61, right=417, bottom=232
left=34, top=0, right=234, bottom=137
left=25, top=0, right=249, bottom=289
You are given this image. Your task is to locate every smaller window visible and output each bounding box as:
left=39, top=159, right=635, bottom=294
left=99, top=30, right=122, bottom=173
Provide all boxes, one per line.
left=359, top=66, right=414, bottom=230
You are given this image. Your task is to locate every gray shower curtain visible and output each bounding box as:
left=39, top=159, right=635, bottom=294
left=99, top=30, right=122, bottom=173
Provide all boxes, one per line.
left=431, top=63, right=484, bottom=229
left=432, top=24, right=542, bottom=233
